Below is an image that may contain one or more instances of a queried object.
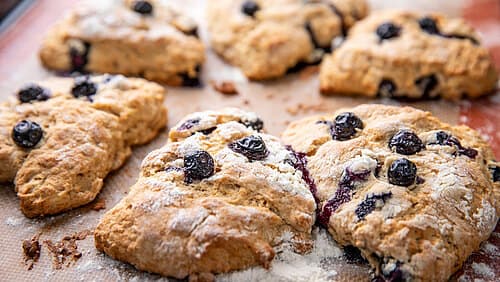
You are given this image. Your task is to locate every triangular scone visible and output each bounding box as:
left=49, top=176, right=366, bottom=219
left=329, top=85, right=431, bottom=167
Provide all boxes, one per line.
left=207, top=0, right=368, bottom=80
left=320, top=11, right=498, bottom=100
left=282, top=104, right=499, bottom=281
left=0, top=75, right=167, bottom=217
left=39, top=0, right=204, bottom=86
left=95, top=109, right=316, bottom=279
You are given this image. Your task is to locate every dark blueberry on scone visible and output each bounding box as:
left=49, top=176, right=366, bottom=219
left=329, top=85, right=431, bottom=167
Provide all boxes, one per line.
left=389, top=130, right=425, bottom=155
left=229, top=135, right=269, bottom=161
left=418, top=16, right=439, bottom=34
left=282, top=104, right=498, bottom=281
left=132, top=0, right=153, bottom=15
left=355, top=192, right=392, bottom=220
left=490, top=166, right=500, bottom=182
left=11, top=120, right=43, bottom=148
left=69, top=40, right=90, bottom=72
left=377, top=79, right=397, bottom=97
left=17, top=84, right=51, bottom=103
left=376, top=22, right=401, bottom=41
left=332, top=112, right=363, bottom=141
left=387, top=158, right=417, bottom=187
left=94, top=109, right=317, bottom=279
left=241, top=118, right=264, bottom=132
left=320, top=11, right=498, bottom=100
left=415, top=74, right=439, bottom=98
left=71, top=76, right=97, bottom=99
left=241, top=0, right=260, bottom=17
left=183, top=150, right=215, bottom=183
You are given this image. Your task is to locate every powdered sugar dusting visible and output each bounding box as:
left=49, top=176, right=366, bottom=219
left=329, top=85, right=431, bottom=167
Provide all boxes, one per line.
left=471, top=262, right=495, bottom=280
left=218, top=228, right=344, bottom=282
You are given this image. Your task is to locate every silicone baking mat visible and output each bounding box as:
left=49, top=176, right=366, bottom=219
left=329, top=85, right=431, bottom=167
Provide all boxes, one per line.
left=0, top=0, right=498, bottom=281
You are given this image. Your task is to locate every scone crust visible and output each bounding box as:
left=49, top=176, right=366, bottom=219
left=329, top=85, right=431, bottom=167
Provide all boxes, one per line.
left=39, top=0, right=205, bottom=85
left=207, top=0, right=368, bottom=80
left=95, top=109, right=316, bottom=279
left=320, top=10, right=498, bottom=100
left=0, top=75, right=167, bottom=217
left=282, top=104, right=499, bottom=281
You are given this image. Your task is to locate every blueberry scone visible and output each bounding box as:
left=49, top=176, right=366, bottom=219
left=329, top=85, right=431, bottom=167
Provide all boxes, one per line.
left=0, top=75, right=167, bottom=217
left=207, top=0, right=368, bottom=80
left=39, top=0, right=204, bottom=86
left=320, top=11, right=498, bottom=100
left=282, top=104, right=499, bottom=281
left=94, top=108, right=316, bottom=280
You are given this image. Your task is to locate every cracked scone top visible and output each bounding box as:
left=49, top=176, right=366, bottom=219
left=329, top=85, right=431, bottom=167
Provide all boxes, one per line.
left=282, top=104, right=499, bottom=281
left=95, top=108, right=316, bottom=280
left=0, top=75, right=167, bottom=217
left=320, top=10, right=498, bottom=100
left=39, top=0, right=204, bottom=86
left=207, top=0, right=368, bottom=80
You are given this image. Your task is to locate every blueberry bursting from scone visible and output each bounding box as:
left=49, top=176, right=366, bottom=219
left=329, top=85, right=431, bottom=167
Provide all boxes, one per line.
left=0, top=74, right=167, bottom=217
left=207, top=0, right=369, bottom=80
left=320, top=11, right=498, bottom=100
left=39, top=0, right=205, bottom=86
left=282, top=104, right=499, bottom=281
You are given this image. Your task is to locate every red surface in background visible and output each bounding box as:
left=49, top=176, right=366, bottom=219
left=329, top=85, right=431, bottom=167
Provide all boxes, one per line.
left=461, top=0, right=500, bottom=159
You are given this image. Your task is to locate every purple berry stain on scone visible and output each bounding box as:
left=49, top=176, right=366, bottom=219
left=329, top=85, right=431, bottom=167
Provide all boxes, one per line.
left=317, top=112, right=363, bottom=141
left=179, top=65, right=202, bottom=87
left=183, top=150, right=215, bottom=184
left=285, top=145, right=320, bottom=207
left=12, top=120, right=43, bottom=148
left=241, top=0, right=259, bottom=17
left=71, top=76, right=97, bottom=101
left=69, top=40, right=90, bottom=72
left=389, top=130, right=425, bottom=155
left=18, top=84, right=51, bottom=103
left=376, top=22, right=401, bottom=41
left=387, top=158, right=417, bottom=187
left=355, top=192, right=392, bottom=220
left=429, top=131, right=478, bottom=158
left=228, top=135, right=269, bottom=161
left=132, top=0, right=153, bottom=15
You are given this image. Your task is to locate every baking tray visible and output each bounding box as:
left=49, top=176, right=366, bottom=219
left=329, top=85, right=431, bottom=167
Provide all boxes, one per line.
left=0, top=0, right=498, bottom=281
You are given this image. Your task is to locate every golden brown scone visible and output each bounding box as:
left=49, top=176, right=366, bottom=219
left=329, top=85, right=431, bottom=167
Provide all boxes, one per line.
left=39, top=0, right=204, bottom=86
left=282, top=104, right=499, bottom=281
left=207, top=0, right=368, bottom=80
left=0, top=74, right=167, bottom=217
left=320, top=10, right=498, bottom=100
left=95, top=108, right=316, bottom=280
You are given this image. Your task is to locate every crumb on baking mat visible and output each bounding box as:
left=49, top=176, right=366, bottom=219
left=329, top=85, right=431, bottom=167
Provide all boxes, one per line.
left=22, top=233, right=41, bottom=270
left=210, top=80, right=239, bottom=95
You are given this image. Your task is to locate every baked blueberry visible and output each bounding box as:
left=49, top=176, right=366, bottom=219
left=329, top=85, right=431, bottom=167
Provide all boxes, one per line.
left=178, top=118, right=200, bottom=131
left=241, top=118, right=264, bottom=132
left=376, top=22, right=401, bottom=41
left=388, top=158, right=417, bottom=187
left=71, top=76, right=97, bottom=99
left=229, top=135, right=269, bottom=161
left=132, top=0, right=153, bottom=15
left=355, top=192, right=392, bottom=220
left=184, top=150, right=215, bottom=184
left=389, top=130, right=425, bottom=155
left=343, top=245, right=367, bottom=264
left=418, top=17, right=439, bottom=34
left=491, top=166, right=500, bottom=182
left=17, top=84, right=51, bottom=103
left=430, top=131, right=478, bottom=159
left=12, top=120, right=43, bottom=148
left=241, top=1, right=259, bottom=17
left=415, top=74, right=438, bottom=98
left=332, top=112, right=363, bottom=141
left=377, top=79, right=397, bottom=97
